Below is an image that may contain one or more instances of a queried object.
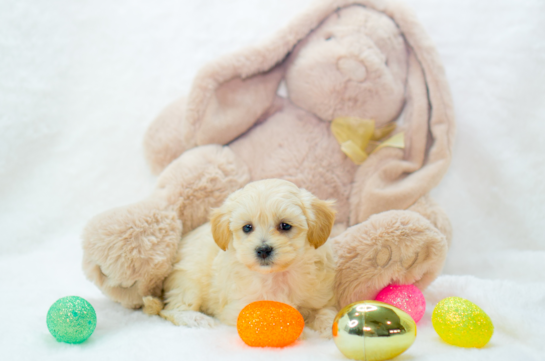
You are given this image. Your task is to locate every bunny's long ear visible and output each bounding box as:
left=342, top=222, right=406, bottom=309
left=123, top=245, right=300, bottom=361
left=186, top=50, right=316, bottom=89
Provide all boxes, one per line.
left=184, top=2, right=354, bottom=147
left=348, top=0, right=455, bottom=223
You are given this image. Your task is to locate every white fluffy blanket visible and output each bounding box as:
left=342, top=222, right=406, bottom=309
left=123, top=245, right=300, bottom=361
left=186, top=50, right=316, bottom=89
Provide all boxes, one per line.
left=1, top=0, right=543, bottom=360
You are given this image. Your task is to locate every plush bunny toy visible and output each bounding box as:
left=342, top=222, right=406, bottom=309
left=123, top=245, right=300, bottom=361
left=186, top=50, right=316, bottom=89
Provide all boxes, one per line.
left=82, top=0, right=455, bottom=310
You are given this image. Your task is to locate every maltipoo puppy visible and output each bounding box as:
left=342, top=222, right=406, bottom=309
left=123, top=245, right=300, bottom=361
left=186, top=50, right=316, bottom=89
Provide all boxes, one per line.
left=148, top=179, right=338, bottom=337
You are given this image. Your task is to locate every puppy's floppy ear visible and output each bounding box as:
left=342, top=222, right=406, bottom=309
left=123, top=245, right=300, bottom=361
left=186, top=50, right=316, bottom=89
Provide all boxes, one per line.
left=210, top=206, right=232, bottom=251
left=307, top=198, right=336, bottom=249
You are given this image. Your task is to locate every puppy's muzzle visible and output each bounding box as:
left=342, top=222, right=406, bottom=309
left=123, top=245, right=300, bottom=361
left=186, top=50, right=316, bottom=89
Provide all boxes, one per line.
left=256, top=245, right=274, bottom=260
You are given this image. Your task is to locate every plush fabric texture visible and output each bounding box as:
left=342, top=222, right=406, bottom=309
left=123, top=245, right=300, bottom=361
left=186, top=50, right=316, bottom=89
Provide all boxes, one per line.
left=80, top=0, right=456, bottom=310
left=1, top=0, right=544, bottom=360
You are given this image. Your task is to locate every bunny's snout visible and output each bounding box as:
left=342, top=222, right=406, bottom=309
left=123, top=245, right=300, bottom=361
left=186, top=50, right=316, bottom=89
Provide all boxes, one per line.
left=336, top=57, right=368, bottom=82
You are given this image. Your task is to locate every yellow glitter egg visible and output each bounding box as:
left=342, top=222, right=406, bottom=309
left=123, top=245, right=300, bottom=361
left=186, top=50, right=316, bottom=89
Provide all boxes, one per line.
left=432, top=297, right=494, bottom=348
left=237, top=301, right=305, bottom=347
left=332, top=301, right=417, bottom=361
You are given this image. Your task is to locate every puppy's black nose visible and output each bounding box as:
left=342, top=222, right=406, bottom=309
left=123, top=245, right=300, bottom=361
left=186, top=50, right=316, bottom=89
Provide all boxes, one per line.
left=256, top=245, right=273, bottom=260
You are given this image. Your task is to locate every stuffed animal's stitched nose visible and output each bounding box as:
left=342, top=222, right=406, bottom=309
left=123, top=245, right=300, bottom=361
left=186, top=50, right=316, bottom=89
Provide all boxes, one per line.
left=256, top=245, right=274, bottom=260
left=337, top=57, right=367, bottom=82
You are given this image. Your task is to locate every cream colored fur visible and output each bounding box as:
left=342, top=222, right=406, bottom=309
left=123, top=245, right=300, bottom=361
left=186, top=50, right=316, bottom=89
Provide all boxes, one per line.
left=82, top=0, right=455, bottom=310
left=157, top=180, right=337, bottom=337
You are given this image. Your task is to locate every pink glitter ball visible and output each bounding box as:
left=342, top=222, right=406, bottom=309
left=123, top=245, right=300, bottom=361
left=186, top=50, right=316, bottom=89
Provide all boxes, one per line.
left=375, top=284, right=426, bottom=323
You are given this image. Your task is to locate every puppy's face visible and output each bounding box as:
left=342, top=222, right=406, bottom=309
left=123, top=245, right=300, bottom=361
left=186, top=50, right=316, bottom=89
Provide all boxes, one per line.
left=211, top=179, right=335, bottom=274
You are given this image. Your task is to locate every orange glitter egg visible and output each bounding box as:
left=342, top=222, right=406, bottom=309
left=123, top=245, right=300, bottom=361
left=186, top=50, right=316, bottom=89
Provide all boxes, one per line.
left=237, top=301, right=305, bottom=347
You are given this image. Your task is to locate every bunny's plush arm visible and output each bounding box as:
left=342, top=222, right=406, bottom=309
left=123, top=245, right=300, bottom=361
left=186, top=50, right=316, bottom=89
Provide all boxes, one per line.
left=82, top=145, right=250, bottom=308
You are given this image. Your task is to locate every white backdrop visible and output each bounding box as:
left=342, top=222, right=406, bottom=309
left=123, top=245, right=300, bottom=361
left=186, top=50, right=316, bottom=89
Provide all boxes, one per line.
left=1, top=0, right=544, bottom=360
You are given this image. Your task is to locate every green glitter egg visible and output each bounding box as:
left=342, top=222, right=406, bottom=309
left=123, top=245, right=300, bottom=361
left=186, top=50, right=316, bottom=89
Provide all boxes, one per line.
left=46, top=296, right=97, bottom=344
left=432, top=296, right=493, bottom=348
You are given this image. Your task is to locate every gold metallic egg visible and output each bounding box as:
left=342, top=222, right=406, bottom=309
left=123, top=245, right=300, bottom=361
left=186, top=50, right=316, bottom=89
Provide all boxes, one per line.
left=332, top=300, right=417, bottom=361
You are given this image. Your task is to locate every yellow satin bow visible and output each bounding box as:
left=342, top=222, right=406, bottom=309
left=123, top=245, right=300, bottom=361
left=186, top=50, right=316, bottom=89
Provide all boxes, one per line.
left=331, top=117, right=405, bottom=165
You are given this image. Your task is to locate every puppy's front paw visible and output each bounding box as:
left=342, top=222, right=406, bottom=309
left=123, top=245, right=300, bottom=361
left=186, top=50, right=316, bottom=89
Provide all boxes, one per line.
left=309, top=307, right=337, bottom=339
left=142, top=296, right=164, bottom=315
left=160, top=309, right=218, bottom=328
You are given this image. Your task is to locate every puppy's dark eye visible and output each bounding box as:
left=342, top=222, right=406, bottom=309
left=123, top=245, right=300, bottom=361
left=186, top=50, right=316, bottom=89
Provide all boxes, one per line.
left=280, top=223, right=292, bottom=231
left=242, top=224, right=253, bottom=233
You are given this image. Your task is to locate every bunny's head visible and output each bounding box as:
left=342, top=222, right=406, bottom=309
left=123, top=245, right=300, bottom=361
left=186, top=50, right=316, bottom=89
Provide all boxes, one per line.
left=180, top=1, right=449, bottom=153
left=155, top=0, right=453, bottom=222
left=284, top=6, right=407, bottom=126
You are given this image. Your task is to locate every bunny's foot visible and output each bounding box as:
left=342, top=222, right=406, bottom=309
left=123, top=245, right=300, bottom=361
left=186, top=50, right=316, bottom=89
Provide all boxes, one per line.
left=333, top=210, right=448, bottom=307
